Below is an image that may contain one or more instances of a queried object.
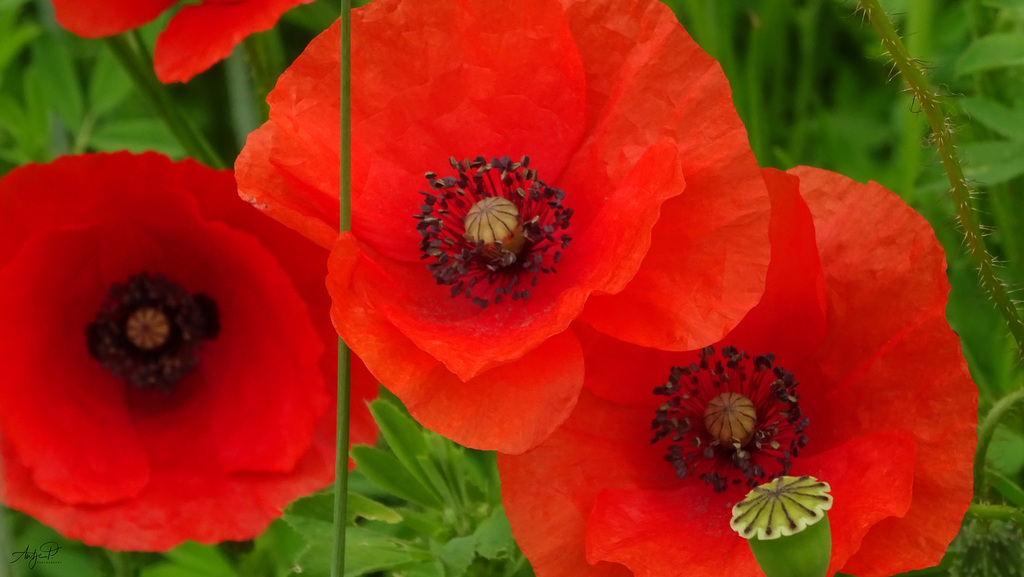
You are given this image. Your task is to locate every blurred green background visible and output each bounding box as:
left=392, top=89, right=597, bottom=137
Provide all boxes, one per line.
left=1, top=0, right=1023, bottom=575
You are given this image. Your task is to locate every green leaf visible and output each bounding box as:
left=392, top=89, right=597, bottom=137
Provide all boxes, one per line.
left=287, top=489, right=403, bottom=525
left=0, top=19, right=38, bottom=75
left=344, top=526, right=432, bottom=577
left=32, top=34, right=84, bottom=129
left=88, top=48, right=133, bottom=117
left=982, top=0, right=1024, bottom=8
left=438, top=535, right=476, bottom=576
left=472, top=506, right=516, bottom=560
left=89, top=118, right=185, bottom=157
left=960, top=140, right=1024, bottom=186
left=988, top=469, right=1024, bottom=508
left=957, top=33, right=1024, bottom=76
left=351, top=445, right=444, bottom=508
left=987, top=424, right=1024, bottom=476
left=369, top=398, right=442, bottom=500
left=960, top=97, right=1024, bottom=141
left=140, top=542, right=234, bottom=577
left=348, top=492, right=404, bottom=524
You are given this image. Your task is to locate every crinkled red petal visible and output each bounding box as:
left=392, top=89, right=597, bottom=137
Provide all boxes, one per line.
left=584, top=430, right=916, bottom=576
left=50, top=0, right=174, bottom=38
left=154, top=0, right=309, bottom=83
left=363, top=139, right=682, bottom=382
left=237, top=0, right=588, bottom=254
left=580, top=168, right=824, bottom=408
left=566, top=0, right=771, bottom=349
left=328, top=233, right=584, bottom=453
left=790, top=166, right=976, bottom=575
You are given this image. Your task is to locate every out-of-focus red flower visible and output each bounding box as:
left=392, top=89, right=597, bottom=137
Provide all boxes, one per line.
left=49, top=0, right=309, bottom=83
left=236, top=0, right=773, bottom=453
left=0, top=152, right=377, bottom=551
left=498, top=168, right=977, bottom=577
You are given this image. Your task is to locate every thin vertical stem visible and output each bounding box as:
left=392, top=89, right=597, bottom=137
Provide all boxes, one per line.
left=856, top=0, right=1024, bottom=360
left=331, top=2, right=353, bottom=577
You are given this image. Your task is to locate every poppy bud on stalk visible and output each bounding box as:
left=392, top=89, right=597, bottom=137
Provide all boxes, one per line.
left=730, top=475, right=833, bottom=577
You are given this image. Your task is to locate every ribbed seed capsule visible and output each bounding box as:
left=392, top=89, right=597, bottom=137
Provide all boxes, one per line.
left=730, top=475, right=833, bottom=577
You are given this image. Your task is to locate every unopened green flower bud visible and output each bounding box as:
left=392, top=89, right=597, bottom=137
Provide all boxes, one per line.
left=730, top=475, right=833, bottom=577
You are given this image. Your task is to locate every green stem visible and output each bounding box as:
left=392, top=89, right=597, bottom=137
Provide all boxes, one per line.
left=242, top=33, right=279, bottom=121
left=331, top=2, right=353, bottom=577
left=974, top=388, right=1024, bottom=494
left=225, top=46, right=260, bottom=150
left=856, top=0, right=1024, bottom=360
left=967, top=503, right=1024, bottom=526
left=103, top=33, right=226, bottom=169
left=107, top=550, right=134, bottom=577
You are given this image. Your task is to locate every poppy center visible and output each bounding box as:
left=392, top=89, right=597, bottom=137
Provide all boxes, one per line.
left=650, top=346, right=809, bottom=493
left=85, top=273, right=220, bottom=391
left=414, top=155, right=573, bottom=308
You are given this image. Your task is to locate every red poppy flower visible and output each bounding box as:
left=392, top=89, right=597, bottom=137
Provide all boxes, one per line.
left=498, top=167, right=977, bottom=576
left=235, top=0, right=773, bottom=453
left=0, top=152, right=377, bottom=551
left=49, top=0, right=309, bottom=83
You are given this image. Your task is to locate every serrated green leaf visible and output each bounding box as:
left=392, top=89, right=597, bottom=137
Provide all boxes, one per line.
left=988, top=469, right=1024, bottom=508
left=369, top=398, right=442, bottom=500
left=961, top=97, right=1024, bottom=141
left=287, top=489, right=402, bottom=526
left=961, top=140, right=1024, bottom=186
left=987, top=424, right=1024, bottom=476
left=473, top=506, right=515, bottom=560
left=344, top=526, right=432, bottom=577
left=438, top=535, right=476, bottom=576
left=351, top=445, right=444, bottom=508
left=349, top=492, right=403, bottom=523
left=957, top=33, right=1024, bottom=76
left=32, top=34, right=84, bottom=129
left=286, top=490, right=335, bottom=523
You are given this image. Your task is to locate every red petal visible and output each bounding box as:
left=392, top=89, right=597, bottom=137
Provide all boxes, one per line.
left=154, top=0, right=309, bottom=83
left=584, top=430, right=916, bottom=576
left=237, top=0, right=587, bottom=253
left=0, top=229, right=150, bottom=505
left=790, top=166, right=976, bottom=574
left=329, top=233, right=583, bottom=453
left=499, top=390, right=673, bottom=577
left=50, top=0, right=174, bottom=37
left=565, top=0, right=771, bottom=349
left=353, top=140, right=683, bottom=382
left=723, top=168, right=826, bottom=364
left=1, top=429, right=334, bottom=551
left=0, top=153, right=366, bottom=550
left=580, top=168, right=824, bottom=408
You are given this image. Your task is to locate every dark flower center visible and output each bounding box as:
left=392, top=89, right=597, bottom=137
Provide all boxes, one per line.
left=414, top=155, right=573, bottom=308
left=86, top=273, right=219, bottom=391
left=650, top=346, right=809, bottom=493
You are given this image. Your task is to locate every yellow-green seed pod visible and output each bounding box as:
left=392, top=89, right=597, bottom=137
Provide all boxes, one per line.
left=730, top=475, right=833, bottom=577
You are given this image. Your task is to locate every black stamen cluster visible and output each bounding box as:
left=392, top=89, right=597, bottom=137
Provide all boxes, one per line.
left=650, top=345, right=810, bottom=493
left=86, top=273, right=219, bottom=391
left=414, top=155, right=572, bottom=307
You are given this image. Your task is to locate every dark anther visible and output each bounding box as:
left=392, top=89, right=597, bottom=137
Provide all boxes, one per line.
left=650, top=346, right=809, bottom=493
left=414, top=155, right=572, bottom=307
left=86, top=273, right=219, bottom=391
